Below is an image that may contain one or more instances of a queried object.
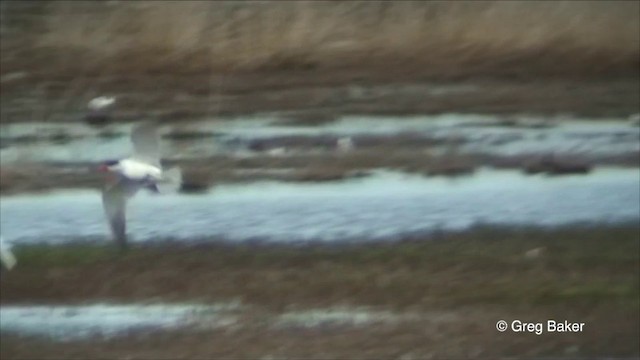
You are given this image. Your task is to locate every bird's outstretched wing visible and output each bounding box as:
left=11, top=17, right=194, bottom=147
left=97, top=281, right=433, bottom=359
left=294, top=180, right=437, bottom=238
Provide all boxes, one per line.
left=131, top=122, right=161, bottom=167
left=102, top=178, right=140, bottom=252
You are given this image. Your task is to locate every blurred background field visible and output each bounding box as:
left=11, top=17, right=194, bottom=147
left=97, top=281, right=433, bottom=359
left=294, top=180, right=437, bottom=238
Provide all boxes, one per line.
left=1, top=1, right=639, bottom=359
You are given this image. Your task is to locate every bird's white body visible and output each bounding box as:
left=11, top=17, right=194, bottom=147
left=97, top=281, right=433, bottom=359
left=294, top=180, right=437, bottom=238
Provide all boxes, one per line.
left=0, top=236, right=17, bottom=270
left=88, top=96, right=116, bottom=111
left=112, top=159, right=162, bottom=181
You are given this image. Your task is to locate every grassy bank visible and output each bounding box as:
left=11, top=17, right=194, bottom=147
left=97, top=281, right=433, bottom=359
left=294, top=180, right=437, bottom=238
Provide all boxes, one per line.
left=2, top=225, right=638, bottom=310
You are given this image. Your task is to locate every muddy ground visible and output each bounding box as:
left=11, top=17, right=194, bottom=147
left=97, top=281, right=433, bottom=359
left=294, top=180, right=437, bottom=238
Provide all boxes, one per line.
left=1, top=226, right=638, bottom=359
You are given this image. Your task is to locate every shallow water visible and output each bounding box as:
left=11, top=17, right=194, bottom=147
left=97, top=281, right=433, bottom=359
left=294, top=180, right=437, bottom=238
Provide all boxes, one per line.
left=1, top=114, right=638, bottom=163
left=1, top=168, right=638, bottom=245
left=274, top=308, right=417, bottom=329
left=0, top=303, right=240, bottom=341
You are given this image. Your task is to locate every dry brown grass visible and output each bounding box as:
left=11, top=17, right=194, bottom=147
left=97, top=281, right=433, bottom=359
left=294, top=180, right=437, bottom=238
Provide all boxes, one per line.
left=1, top=1, right=638, bottom=125
left=2, top=1, right=638, bottom=76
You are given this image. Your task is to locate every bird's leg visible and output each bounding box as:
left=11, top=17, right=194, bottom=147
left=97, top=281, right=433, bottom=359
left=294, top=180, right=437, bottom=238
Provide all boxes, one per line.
left=114, top=235, right=129, bottom=254
left=144, top=182, right=160, bottom=194
left=137, top=174, right=160, bottom=194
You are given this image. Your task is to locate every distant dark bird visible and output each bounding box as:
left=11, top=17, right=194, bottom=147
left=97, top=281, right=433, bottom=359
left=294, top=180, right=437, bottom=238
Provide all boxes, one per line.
left=98, top=122, right=182, bottom=251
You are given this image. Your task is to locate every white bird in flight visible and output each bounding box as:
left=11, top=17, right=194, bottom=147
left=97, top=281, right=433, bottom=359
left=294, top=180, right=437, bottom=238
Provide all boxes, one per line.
left=0, top=236, right=17, bottom=271
left=88, top=96, right=116, bottom=111
left=98, top=122, right=182, bottom=251
left=86, top=96, right=116, bottom=125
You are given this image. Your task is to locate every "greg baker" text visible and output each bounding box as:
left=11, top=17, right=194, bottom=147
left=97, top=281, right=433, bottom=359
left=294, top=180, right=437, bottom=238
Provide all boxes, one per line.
left=547, top=320, right=585, bottom=332
left=510, top=320, right=585, bottom=335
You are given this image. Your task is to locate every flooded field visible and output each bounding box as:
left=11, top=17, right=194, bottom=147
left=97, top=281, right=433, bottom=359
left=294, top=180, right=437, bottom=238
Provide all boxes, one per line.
left=1, top=114, right=638, bottom=163
left=1, top=113, right=638, bottom=195
left=1, top=113, right=639, bottom=359
left=2, top=1, right=639, bottom=357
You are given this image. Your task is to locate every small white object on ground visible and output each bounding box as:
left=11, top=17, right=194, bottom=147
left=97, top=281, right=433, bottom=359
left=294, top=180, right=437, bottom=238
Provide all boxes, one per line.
left=337, top=137, right=354, bottom=153
left=0, top=236, right=17, bottom=270
left=524, top=247, right=545, bottom=260
left=267, top=147, right=287, bottom=156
